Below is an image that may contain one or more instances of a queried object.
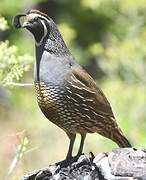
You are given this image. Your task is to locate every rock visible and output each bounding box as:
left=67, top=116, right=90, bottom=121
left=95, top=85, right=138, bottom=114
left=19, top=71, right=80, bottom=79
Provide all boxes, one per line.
left=22, top=148, right=146, bottom=180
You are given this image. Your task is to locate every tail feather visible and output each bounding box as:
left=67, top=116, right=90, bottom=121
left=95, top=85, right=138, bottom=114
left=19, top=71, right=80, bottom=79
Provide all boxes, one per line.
left=112, top=129, right=132, bottom=148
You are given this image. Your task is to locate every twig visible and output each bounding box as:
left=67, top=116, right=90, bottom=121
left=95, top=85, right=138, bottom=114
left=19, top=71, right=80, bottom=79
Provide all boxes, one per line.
left=5, top=82, right=34, bottom=87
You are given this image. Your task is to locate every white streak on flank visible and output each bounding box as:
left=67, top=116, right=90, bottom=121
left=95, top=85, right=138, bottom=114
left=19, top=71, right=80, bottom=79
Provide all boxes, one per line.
left=74, top=93, right=84, bottom=99
left=71, top=84, right=82, bottom=90
left=35, top=19, right=48, bottom=46
left=85, top=115, right=91, bottom=120
left=71, top=74, right=96, bottom=95
left=82, top=87, right=96, bottom=95
left=71, top=73, right=87, bottom=87
left=92, top=111, right=105, bottom=118
left=70, top=82, right=96, bottom=95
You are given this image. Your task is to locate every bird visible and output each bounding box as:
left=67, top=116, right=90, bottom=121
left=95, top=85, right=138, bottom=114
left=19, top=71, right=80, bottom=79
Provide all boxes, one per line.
left=13, top=9, right=132, bottom=162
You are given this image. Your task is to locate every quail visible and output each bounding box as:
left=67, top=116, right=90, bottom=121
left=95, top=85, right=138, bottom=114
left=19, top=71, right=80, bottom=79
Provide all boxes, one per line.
left=13, top=10, right=132, bottom=161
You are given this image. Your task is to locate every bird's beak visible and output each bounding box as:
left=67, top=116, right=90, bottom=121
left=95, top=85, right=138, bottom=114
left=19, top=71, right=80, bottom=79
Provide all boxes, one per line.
left=22, top=21, right=31, bottom=28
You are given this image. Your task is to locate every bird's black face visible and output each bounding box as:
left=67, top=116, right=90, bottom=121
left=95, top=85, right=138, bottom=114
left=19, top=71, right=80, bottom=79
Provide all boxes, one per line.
left=23, top=13, right=50, bottom=46
left=24, top=17, right=43, bottom=37
left=13, top=10, right=69, bottom=56
left=13, top=10, right=51, bottom=46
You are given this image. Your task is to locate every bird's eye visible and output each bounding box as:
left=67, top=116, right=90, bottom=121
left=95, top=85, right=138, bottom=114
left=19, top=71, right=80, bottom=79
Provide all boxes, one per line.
left=34, top=17, right=39, bottom=21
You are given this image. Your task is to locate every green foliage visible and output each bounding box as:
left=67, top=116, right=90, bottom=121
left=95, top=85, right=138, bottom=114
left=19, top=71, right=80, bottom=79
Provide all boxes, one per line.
left=0, top=17, right=33, bottom=86
left=0, top=41, right=33, bottom=86
left=0, top=16, right=8, bottom=31
left=8, top=136, right=29, bottom=176
left=0, top=0, right=40, bottom=14
left=97, top=32, right=146, bottom=84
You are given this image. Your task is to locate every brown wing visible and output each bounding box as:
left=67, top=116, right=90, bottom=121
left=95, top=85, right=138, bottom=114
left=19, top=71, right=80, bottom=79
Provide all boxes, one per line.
left=70, top=65, right=115, bottom=118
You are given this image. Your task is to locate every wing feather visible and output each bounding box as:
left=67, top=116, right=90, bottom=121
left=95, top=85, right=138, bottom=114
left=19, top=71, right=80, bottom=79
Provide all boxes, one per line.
left=71, top=65, right=114, bottom=117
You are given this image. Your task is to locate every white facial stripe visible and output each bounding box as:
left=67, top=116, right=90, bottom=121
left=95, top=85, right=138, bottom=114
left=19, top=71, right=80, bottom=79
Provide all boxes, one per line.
left=35, top=19, right=48, bottom=46
left=26, top=13, right=50, bottom=24
left=26, top=13, right=50, bottom=46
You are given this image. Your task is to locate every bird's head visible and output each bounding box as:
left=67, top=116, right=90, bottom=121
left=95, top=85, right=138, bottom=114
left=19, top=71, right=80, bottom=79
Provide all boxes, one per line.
left=13, top=9, right=70, bottom=56
left=13, top=10, right=56, bottom=46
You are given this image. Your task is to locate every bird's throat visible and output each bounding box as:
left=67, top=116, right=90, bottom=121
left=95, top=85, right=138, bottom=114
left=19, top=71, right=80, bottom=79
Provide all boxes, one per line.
left=35, top=44, right=44, bottom=82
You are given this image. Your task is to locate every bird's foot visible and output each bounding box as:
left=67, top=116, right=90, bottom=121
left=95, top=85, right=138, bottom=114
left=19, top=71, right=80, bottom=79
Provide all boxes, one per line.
left=89, top=152, right=95, bottom=161
left=55, top=155, right=80, bottom=169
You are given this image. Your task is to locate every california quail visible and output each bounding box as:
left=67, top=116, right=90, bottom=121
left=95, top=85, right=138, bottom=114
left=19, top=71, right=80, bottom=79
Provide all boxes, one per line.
left=13, top=10, right=132, bottom=160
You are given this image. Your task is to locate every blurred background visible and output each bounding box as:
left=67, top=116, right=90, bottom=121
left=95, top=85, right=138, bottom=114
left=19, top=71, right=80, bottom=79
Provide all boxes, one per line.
left=0, top=0, right=146, bottom=179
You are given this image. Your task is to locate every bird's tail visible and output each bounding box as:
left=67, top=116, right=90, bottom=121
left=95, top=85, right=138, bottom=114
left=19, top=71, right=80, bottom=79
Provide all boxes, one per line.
left=112, top=128, right=132, bottom=148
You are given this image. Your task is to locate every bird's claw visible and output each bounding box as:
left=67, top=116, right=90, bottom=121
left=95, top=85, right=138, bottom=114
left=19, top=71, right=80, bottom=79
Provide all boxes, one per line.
left=89, top=152, right=95, bottom=161
left=55, top=155, right=80, bottom=169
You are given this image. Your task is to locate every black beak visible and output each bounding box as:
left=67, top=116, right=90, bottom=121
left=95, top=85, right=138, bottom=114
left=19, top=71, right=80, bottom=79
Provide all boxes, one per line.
left=22, top=21, right=32, bottom=28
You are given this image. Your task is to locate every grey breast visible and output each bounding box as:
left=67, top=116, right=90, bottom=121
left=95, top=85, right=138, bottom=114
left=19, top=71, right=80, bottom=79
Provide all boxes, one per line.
left=34, top=50, right=71, bottom=85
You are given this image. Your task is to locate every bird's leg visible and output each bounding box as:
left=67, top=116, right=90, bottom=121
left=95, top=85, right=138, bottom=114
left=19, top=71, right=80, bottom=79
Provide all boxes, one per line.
left=76, top=133, right=86, bottom=157
left=55, top=133, right=76, bottom=167
left=66, top=133, right=76, bottom=159
left=64, top=133, right=86, bottom=164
